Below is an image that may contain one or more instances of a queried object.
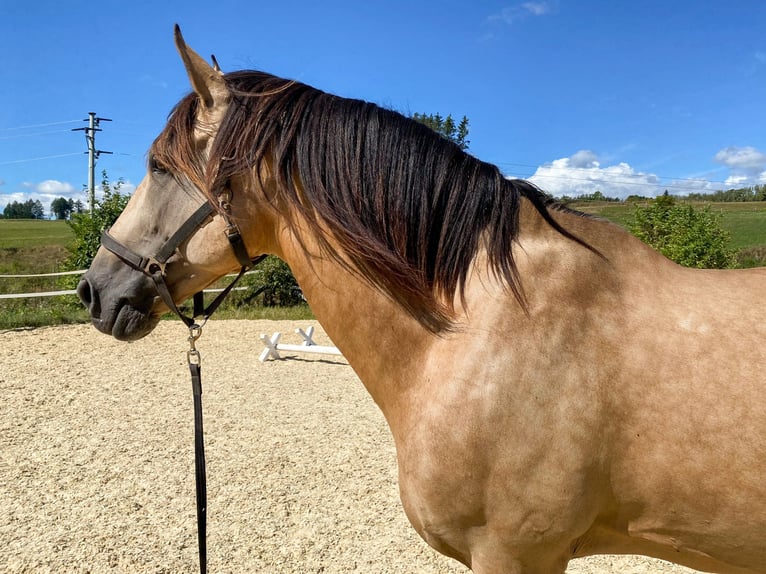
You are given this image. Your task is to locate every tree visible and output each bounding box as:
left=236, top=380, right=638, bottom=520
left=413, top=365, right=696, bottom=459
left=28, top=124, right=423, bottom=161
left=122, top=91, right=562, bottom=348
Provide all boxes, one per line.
left=31, top=200, right=44, bottom=219
left=629, top=192, right=737, bottom=269
left=65, top=171, right=131, bottom=270
left=412, top=112, right=471, bottom=150
left=51, top=197, right=74, bottom=220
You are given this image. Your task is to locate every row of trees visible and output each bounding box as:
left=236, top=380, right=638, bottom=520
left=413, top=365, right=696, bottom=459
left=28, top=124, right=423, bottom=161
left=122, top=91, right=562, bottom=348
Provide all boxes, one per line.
left=2, top=199, right=45, bottom=219
left=562, top=184, right=766, bottom=205
left=1, top=197, right=85, bottom=219
left=685, top=184, right=766, bottom=203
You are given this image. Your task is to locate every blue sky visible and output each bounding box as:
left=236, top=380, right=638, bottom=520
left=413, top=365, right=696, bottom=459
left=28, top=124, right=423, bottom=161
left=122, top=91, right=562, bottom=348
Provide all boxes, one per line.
left=1, top=0, right=765, bottom=215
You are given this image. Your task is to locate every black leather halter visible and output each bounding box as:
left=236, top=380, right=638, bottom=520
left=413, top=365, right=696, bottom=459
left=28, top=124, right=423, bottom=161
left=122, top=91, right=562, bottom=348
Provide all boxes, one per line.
left=99, top=191, right=265, bottom=574
left=100, top=194, right=265, bottom=326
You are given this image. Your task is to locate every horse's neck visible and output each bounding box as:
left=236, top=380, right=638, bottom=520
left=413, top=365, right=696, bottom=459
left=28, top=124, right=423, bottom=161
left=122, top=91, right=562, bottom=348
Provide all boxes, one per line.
left=272, top=198, right=637, bottom=427
left=277, top=235, right=432, bottom=421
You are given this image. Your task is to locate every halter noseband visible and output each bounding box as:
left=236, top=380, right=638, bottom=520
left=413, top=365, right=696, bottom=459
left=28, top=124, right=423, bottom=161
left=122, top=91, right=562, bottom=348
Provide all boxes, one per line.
left=100, top=188, right=265, bottom=327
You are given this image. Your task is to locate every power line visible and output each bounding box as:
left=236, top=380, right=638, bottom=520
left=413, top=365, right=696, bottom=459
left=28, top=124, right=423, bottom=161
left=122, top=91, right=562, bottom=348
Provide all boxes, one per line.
left=0, top=129, right=81, bottom=141
left=0, top=152, right=83, bottom=166
left=0, top=119, right=81, bottom=131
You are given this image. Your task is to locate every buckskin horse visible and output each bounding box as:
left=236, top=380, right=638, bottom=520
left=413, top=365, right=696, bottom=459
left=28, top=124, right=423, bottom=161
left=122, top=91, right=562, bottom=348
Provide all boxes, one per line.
left=78, top=27, right=766, bottom=574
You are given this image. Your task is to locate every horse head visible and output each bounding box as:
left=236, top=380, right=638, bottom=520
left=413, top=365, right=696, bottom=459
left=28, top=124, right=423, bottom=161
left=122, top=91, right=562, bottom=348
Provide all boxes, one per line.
left=77, top=27, right=276, bottom=341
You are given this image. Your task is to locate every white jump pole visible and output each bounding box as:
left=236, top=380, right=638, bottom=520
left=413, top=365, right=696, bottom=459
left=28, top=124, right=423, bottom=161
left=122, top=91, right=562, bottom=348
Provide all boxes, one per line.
left=259, top=326, right=342, bottom=362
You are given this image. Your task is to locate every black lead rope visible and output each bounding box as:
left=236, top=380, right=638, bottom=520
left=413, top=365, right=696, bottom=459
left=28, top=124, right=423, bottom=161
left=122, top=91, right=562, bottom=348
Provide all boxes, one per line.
left=179, top=260, right=265, bottom=574
left=187, top=325, right=207, bottom=574
left=99, top=192, right=266, bottom=574
left=180, top=261, right=264, bottom=574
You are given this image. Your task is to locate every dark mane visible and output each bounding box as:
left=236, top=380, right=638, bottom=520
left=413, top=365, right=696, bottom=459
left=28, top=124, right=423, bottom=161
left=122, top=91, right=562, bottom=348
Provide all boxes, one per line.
left=152, top=70, right=587, bottom=332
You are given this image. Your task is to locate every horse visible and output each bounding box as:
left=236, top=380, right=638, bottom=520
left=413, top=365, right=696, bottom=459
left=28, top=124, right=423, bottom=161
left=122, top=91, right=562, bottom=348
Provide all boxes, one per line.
left=77, top=27, right=766, bottom=574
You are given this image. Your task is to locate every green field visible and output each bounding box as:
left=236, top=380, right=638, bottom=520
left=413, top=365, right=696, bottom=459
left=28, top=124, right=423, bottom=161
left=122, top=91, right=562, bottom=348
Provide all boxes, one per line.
left=709, top=203, right=766, bottom=249
left=571, top=201, right=766, bottom=252
left=0, top=219, right=73, bottom=250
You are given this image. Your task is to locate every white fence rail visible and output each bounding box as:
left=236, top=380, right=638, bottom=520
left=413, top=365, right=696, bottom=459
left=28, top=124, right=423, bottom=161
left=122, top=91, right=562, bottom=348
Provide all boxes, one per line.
left=0, top=269, right=260, bottom=300
left=1, top=270, right=87, bottom=278
left=0, top=269, right=87, bottom=299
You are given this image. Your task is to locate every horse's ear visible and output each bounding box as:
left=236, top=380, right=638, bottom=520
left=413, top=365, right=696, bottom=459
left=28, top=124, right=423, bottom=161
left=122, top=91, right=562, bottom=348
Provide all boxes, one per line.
left=173, top=25, right=226, bottom=111
left=211, top=54, right=222, bottom=73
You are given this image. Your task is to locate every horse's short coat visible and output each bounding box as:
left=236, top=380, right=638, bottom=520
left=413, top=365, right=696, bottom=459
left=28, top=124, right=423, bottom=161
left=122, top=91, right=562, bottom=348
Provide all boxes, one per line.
left=78, top=27, right=766, bottom=573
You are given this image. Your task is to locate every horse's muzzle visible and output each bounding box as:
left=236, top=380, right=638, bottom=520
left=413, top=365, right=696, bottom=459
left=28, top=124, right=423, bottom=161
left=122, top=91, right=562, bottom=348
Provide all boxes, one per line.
left=77, top=271, right=161, bottom=341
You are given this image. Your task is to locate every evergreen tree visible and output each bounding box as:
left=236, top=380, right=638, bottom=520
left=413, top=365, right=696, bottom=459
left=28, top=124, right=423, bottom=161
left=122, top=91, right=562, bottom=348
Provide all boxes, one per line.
left=2, top=199, right=45, bottom=219
left=412, top=112, right=470, bottom=150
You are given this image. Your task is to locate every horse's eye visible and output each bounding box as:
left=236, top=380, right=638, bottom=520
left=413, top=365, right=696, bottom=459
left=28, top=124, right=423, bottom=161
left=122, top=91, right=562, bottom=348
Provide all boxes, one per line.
left=150, top=156, right=168, bottom=175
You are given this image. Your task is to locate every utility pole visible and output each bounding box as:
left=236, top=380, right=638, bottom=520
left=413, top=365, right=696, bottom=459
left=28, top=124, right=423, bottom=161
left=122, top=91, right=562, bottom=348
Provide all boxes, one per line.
left=73, top=112, right=112, bottom=211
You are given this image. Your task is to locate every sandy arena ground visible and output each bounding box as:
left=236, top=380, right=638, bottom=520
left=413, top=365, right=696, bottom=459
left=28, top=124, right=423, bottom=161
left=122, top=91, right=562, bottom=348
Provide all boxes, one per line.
left=1, top=320, right=701, bottom=573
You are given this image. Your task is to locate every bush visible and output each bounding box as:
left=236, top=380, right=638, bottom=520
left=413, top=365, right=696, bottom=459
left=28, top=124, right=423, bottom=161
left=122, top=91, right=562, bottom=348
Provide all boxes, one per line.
left=65, top=172, right=130, bottom=271
left=240, top=256, right=304, bottom=307
left=629, top=192, right=737, bottom=269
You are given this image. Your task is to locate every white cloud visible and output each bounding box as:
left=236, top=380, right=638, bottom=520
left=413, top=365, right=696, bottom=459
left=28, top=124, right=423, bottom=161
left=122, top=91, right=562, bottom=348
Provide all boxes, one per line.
left=522, top=2, right=551, bottom=16
left=722, top=174, right=751, bottom=188
left=114, top=180, right=137, bottom=196
left=30, top=180, right=82, bottom=210
left=526, top=148, right=766, bottom=200
left=36, top=179, right=77, bottom=197
left=713, top=146, right=766, bottom=187
left=567, top=149, right=600, bottom=168
left=713, top=146, right=766, bottom=171
left=0, top=180, right=83, bottom=216
left=489, top=1, right=553, bottom=25
left=0, top=178, right=137, bottom=216
left=528, top=150, right=665, bottom=198
left=526, top=150, right=730, bottom=199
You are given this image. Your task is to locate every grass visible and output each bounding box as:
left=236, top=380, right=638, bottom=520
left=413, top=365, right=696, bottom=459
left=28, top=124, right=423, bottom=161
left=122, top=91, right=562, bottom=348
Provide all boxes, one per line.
left=0, top=219, right=73, bottom=249
left=0, top=221, right=85, bottom=329
left=571, top=200, right=766, bottom=256
left=708, top=204, right=766, bottom=250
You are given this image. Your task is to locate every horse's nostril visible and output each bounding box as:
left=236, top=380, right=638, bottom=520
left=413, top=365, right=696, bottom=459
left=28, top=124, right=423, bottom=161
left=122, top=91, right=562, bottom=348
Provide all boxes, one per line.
left=77, top=278, right=92, bottom=305
left=77, top=277, right=100, bottom=317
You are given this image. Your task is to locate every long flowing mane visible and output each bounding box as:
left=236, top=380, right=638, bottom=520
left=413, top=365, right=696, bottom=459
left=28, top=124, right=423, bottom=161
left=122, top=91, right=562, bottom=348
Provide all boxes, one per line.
left=151, top=70, right=587, bottom=332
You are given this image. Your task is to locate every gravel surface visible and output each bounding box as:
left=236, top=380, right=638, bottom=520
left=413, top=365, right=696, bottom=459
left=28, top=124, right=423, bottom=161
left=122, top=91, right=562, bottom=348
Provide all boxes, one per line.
left=1, top=320, right=699, bottom=573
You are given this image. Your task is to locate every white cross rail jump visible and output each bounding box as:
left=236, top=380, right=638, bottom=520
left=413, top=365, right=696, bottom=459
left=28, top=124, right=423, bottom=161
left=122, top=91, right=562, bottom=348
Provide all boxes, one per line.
left=259, top=326, right=343, bottom=362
